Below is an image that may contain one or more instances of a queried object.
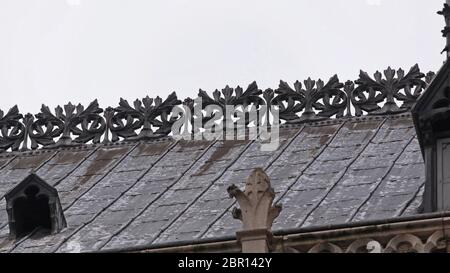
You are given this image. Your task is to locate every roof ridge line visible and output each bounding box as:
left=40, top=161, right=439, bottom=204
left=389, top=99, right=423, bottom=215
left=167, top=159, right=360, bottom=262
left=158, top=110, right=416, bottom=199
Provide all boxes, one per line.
left=97, top=210, right=450, bottom=253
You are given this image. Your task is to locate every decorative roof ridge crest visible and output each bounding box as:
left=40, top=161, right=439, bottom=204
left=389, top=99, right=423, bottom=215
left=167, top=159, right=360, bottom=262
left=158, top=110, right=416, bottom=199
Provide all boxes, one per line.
left=0, top=65, right=435, bottom=154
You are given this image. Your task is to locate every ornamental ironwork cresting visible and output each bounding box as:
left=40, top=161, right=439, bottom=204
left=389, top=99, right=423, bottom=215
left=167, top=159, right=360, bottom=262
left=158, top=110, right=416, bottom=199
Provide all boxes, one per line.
left=0, top=65, right=435, bottom=153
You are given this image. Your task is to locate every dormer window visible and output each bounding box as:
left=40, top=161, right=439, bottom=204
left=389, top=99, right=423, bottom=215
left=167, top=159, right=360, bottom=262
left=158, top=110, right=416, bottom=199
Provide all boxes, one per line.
left=412, top=2, right=450, bottom=213
left=412, top=60, right=450, bottom=212
left=4, top=173, right=66, bottom=239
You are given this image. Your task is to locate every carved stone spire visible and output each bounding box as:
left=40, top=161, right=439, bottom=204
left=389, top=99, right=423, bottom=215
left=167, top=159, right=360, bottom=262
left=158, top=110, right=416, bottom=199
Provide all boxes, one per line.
left=438, top=1, right=450, bottom=58
left=227, top=168, right=282, bottom=253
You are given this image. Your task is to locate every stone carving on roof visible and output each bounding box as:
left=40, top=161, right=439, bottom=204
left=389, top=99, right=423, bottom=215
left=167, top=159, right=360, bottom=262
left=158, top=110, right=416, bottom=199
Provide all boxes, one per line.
left=227, top=168, right=282, bottom=231
left=0, top=65, right=435, bottom=153
left=438, top=3, right=450, bottom=54
left=227, top=168, right=282, bottom=253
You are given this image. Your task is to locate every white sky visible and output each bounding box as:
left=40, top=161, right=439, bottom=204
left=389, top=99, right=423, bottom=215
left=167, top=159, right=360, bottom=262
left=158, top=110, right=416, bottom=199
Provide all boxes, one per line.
left=0, top=0, right=446, bottom=113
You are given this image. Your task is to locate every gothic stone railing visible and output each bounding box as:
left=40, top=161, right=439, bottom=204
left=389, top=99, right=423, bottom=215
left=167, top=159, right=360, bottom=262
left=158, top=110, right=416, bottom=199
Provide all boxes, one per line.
left=0, top=65, right=435, bottom=153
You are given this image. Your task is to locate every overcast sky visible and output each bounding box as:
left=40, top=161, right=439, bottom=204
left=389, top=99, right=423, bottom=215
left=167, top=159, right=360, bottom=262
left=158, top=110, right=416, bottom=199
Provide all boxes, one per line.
left=0, top=0, right=446, bottom=114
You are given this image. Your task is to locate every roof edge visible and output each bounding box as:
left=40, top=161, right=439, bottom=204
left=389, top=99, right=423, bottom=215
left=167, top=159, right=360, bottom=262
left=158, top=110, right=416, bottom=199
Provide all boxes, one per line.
left=96, top=210, right=450, bottom=253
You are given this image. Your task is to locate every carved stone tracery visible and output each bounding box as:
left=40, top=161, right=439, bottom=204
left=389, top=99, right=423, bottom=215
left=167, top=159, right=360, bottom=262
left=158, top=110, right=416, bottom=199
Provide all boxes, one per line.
left=285, top=230, right=449, bottom=253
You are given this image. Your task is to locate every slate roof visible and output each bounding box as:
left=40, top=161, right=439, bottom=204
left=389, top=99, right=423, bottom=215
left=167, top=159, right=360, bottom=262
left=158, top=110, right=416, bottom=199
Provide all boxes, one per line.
left=0, top=113, right=425, bottom=253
